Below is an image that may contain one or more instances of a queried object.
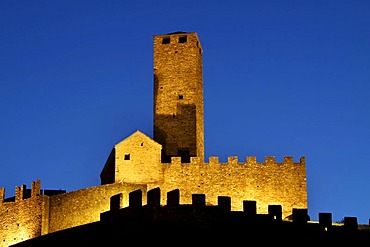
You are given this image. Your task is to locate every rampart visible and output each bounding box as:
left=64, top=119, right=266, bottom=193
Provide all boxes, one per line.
left=0, top=180, right=147, bottom=247
left=153, top=155, right=307, bottom=219
left=12, top=188, right=369, bottom=246
left=0, top=180, right=49, bottom=247
left=48, top=182, right=147, bottom=233
left=0, top=155, right=306, bottom=246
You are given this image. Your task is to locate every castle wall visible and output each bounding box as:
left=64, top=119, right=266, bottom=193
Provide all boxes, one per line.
left=48, top=182, right=147, bottom=233
left=158, top=156, right=307, bottom=219
left=0, top=181, right=49, bottom=247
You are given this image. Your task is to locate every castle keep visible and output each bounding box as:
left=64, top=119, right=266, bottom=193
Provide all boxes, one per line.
left=153, top=32, right=204, bottom=162
left=1, top=32, right=307, bottom=246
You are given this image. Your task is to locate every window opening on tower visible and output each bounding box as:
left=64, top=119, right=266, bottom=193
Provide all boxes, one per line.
left=179, top=36, right=187, bottom=43
left=162, top=37, right=170, bottom=44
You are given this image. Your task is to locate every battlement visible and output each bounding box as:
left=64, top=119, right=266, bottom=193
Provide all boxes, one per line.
left=1, top=179, right=66, bottom=204
left=102, top=188, right=363, bottom=233
left=165, top=155, right=305, bottom=166
left=9, top=188, right=369, bottom=246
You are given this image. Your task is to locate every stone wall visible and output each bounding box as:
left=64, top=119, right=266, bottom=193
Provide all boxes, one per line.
left=48, top=182, right=147, bottom=233
left=114, top=131, right=162, bottom=184
left=0, top=181, right=49, bottom=247
left=0, top=181, right=147, bottom=247
left=158, top=156, right=307, bottom=219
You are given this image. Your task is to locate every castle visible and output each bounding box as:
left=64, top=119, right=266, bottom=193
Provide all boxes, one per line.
left=0, top=31, right=308, bottom=246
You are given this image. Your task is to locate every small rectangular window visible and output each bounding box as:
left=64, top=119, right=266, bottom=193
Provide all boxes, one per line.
left=124, top=154, right=130, bottom=160
left=178, top=95, right=183, bottom=99
left=179, top=36, right=187, bottom=43
left=162, top=37, right=170, bottom=44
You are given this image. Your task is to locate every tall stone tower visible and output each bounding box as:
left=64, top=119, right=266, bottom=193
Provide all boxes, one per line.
left=153, top=32, right=204, bottom=163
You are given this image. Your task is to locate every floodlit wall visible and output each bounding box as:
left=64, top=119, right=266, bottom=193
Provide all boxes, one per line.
left=114, top=131, right=162, bottom=184
left=0, top=181, right=146, bottom=247
left=48, top=182, right=147, bottom=233
left=0, top=181, right=49, bottom=247
left=157, top=155, right=307, bottom=219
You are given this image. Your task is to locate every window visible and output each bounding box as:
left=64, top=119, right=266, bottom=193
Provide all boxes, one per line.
left=124, top=154, right=130, bottom=160
left=178, top=94, right=183, bottom=99
left=162, top=37, right=170, bottom=44
left=179, top=36, right=187, bottom=43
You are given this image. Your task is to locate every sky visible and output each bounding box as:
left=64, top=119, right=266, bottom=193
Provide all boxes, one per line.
left=1, top=0, right=369, bottom=224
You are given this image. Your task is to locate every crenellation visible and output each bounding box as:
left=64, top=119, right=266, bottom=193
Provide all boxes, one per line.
left=284, top=156, right=294, bottom=164
left=264, top=156, right=275, bottom=164
left=300, top=156, right=306, bottom=165
left=171, top=157, right=181, bottom=165
left=227, top=156, right=238, bottom=165
left=147, top=187, right=160, bottom=208
left=15, top=188, right=369, bottom=245
left=15, top=184, right=26, bottom=202
left=190, top=156, right=202, bottom=164
left=110, top=193, right=123, bottom=211
left=243, top=200, right=257, bottom=216
left=209, top=156, right=219, bottom=164
left=128, top=189, right=142, bottom=208
left=246, top=156, right=257, bottom=165
left=31, top=179, right=41, bottom=198
left=218, top=196, right=231, bottom=211
left=167, top=155, right=305, bottom=168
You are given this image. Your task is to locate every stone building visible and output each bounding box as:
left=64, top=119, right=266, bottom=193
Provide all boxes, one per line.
left=0, top=31, right=308, bottom=246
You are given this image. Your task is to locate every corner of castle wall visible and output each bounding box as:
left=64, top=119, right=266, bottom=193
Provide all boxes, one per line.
left=300, top=156, right=306, bottom=165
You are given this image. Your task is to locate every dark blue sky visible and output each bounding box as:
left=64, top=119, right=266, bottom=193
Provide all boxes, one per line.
left=1, top=1, right=369, bottom=224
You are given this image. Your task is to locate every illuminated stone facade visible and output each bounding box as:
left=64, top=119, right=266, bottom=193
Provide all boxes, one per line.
left=0, top=180, right=146, bottom=246
left=153, top=32, right=204, bottom=162
left=0, top=32, right=307, bottom=246
left=11, top=188, right=370, bottom=246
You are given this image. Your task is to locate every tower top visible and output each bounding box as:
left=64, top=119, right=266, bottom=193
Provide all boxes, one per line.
left=153, top=31, right=203, bottom=52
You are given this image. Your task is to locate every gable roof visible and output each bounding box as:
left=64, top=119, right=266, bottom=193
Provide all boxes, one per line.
left=115, top=130, right=162, bottom=149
